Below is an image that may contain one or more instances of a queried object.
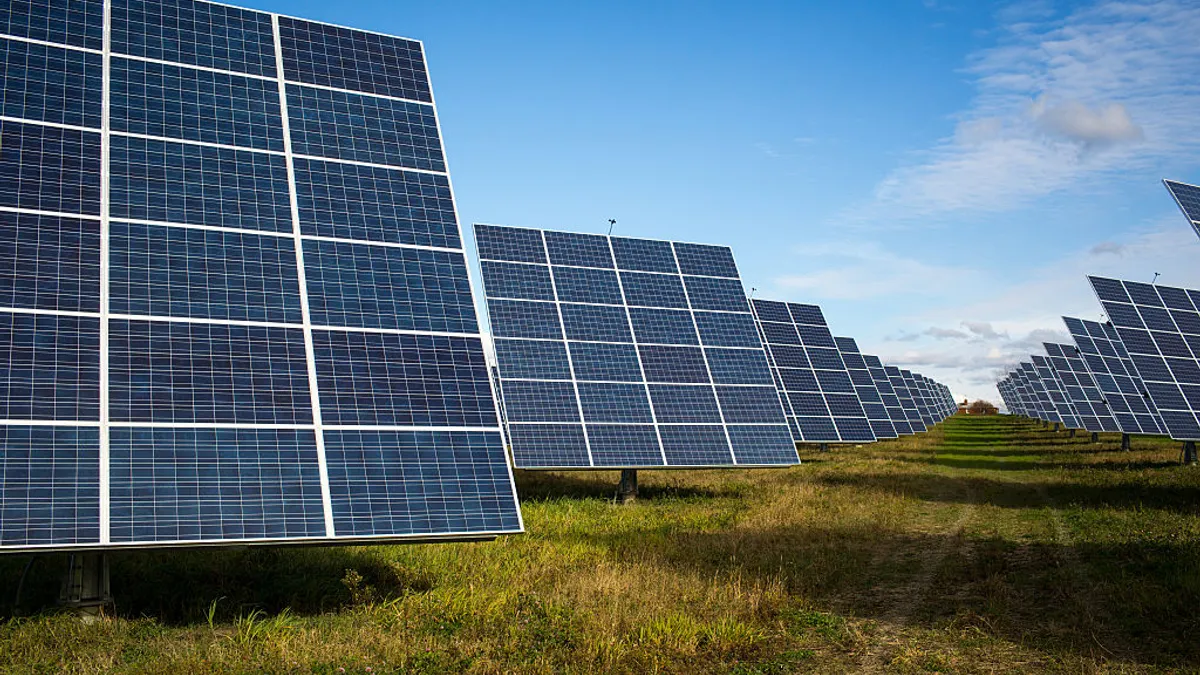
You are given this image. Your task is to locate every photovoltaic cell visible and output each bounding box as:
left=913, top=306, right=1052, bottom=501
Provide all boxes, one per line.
left=0, top=0, right=522, bottom=551
left=1164, top=179, right=1200, bottom=240
left=864, top=354, right=909, bottom=435
left=1088, top=277, right=1200, bottom=440
left=753, top=299, right=874, bottom=443
left=479, top=225, right=797, bottom=469
left=886, top=366, right=924, bottom=432
left=835, top=338, right=897, bottom=439
left=1044, top=342, right=1119, bottom=432
left=1032, top=354, right=1082, bottom=429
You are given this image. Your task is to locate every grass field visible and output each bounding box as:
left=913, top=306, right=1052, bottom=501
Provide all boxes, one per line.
left=3, top=414, right=1200, bottom=673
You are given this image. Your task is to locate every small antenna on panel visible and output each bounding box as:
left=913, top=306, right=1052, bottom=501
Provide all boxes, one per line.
left=1152, top=272, right=1160, bottom=285
left=750, top=287, right=757, bottom=299
left=607, top=219, right=616, bottom=236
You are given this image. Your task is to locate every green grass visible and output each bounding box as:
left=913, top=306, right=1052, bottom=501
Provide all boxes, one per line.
left=3, top=415, right=1200, bottom=673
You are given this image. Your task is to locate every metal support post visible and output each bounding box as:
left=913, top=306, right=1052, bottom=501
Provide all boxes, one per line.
left=1121, top=433, right=1131, bottom=451
left=1184, top=441, right=1198, bottom=466
left=617, top=469, right=638, bottom=503
left=59, top=553, right=111, bottom=620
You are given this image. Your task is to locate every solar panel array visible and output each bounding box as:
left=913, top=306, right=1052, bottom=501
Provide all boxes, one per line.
left=1088, top=277, right=1200, bottom=440
left=834, top=337, right=898, bottom=439
left=1043, top=342, right=1120, bottom=432
left=887, top=366, right=927, bottom=432
left=476, top=224, right=799, bottom=469
left=1033, top=355, right=1083, bottom=429
left=0, top=0, right=524, bottom=552
left=864, top=354, right=911, bottom=435
left=1064, top=316, right=1166, bottom=435
left=1164, top=179, right=1200, bottom=240
left=751, top=299, right=875, bottom=443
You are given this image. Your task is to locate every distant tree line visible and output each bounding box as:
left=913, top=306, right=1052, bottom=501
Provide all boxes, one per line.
left=966, top=400, right=998, bottom=415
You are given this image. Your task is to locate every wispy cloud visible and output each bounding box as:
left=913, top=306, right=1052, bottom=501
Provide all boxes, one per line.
left=847, top=0, right=1200, bottom=224
left=773, top=241, right=979, bottom=300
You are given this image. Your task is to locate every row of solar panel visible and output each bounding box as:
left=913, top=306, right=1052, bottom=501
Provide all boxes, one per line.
left=1, top=0, right=432, bottom=102
left=997, top=276, right=1200, bottom=441
left=478, top=225, right=957, bottom=469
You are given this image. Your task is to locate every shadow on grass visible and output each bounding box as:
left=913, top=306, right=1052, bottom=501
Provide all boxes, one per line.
left=0, top=544, right=429, bottom=624
left=513, top=469, right=751, bottom=503
left=892, top=455, right=1186, bottom=473
left=816, top=472, right=1200, bottom=514
left=625, top=522, right=1200, bottom=668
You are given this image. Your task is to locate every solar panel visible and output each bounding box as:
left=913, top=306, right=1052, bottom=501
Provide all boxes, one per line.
left=1010, top=368, right=1041, bottom=420
left=864, top=354, right=910, bottom=435
left=1164, top=179, right=1200, bottom=240
left=751, top=299, right=876, bottom=443
left=1088, top=277, right=1200, bottom=440
left=834, top=338, right=897, bottom=439
left=901, top=370, right=935, bottom=427
left=887, top=366, right=926, bottom=432
left=1043, top=342, right=1120, bottom=432
left=0, top=0, right=523, bottom=552
left=1064, top=315, right=1167, bottom=435
left=1032, top=354, right=1083, bottom=429
left=477, top=225, right=798, bottom=468
left=1020, top=361, right=1062, bottom=424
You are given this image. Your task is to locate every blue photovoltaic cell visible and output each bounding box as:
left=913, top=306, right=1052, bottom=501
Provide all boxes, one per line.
left=727, top=425, right=800, bottom=465
left=286, top=84, right=444, bottom=172
left=0, top=2, right=523, bottom=551
left=324, top=430, right=520, bottom=537
left=586, top=425, right=663, bottom=466
left=0, top=425, right=99, bottom=546
left=0, top=38, right=101, bottom=128
left=836, top=339, right=896, bottom=438
left=0, top=312, right=99, bottom=420
left=487, top=300, right=562, bottom=340
left=659, top=425, right=733, bottom=465
left=683, top=277, right=749, bottom=312
left=303, top=239, right=477, bottom=333
left=640, top=345, right=710, bottom=383
left=630, top=308, right=699, bottom=345
left=109, top=428, right=325, bottom=543
left=560, top=303, right=631, bottom=342
left=479, top=261, right=554, bottom=301
left=610, top=237, right=677, bottom=273
left=568, top=342, right=642, bottom=382
left=110, top=222, right=303, bottom=324
left=112, top=0, right=276, bottom=77
left=544, top=231, right=614, bottom=269
left=695, top=311, right=760, bottom=347
left=109, top=135, right=292, bottom=232
left=1164, top=179, right=1200, bottom=226
left=109, top=319, right=312, bottom=424
left=1066, top=316, right=1166, bottom=435
left=706, top=348, right=773, bottom=384
left=312, top=330, right=496, bottom=427
left=493, top=339, right=570, bottom=380
left=479, top=225, right=794, bottom=468
left=620, top=272, right=689, bottom=308
left=552, top=266, right=622, bottom=304
left=474, top=224, right=546, bottom=264
left=0, top=0, right=104, bottom=51
left=111, top=57, right=283, bottom=151
left=648, top=385, right=722, bottom=423
left=578, top=382, right=653, bottom=423
left=507, top=424, right=590, bottom=468
left=295, top=159, right=460, bottom=249
left=494, top=379, right=579, bottom=423
left=279, top=17, right=431, bottom=103
left=673, top=242, right=738, bottom=278
left=0, top=212, right=100, bottom=313
left=0, top=120, right=100, bottom=215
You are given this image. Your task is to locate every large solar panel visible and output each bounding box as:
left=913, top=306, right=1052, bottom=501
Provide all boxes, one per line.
left=1088, top=277, right=1200, bottom=440
left=835, top=338, right=897, bottom=439
left=751, top=299, right=875, bottom=443
left=886, top=366, right=926, bottom=432
left=1032, top=354, right=1083, bottom=429
left=1164, top=179, right=1200, bottom=240
left=1043, top=342, right=1119, bottom=432
left=864, top=354, right=910, bottom=435
left=0, top=0, right=523, bottom=552
left=901, top=370, right=935, bottom=427
left=477, top=225, right=798, bottom=469
left=1064, top=316, right=1166, bottom=435
left=1014, top=367, right=1046, bottom=421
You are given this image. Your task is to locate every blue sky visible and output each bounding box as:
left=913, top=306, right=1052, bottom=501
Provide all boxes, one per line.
left=254, top=0, right=1200, bottom=405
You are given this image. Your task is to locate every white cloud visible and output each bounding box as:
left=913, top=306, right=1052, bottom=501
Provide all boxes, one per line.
left=846, top=0, right=1200, bottom=224
left=773, top=241, right=978, bottom=300
left=961, top=320, right=1007, bottom=340
left=926, top=327, right=970, bottom=339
